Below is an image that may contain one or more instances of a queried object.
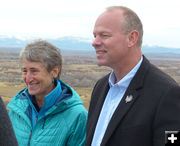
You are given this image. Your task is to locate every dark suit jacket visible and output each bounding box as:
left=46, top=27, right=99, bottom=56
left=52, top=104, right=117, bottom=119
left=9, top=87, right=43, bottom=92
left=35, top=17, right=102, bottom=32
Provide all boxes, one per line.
left=0, top=96, right=18, bottom=146
left=86, top=56, right=180, bottom=146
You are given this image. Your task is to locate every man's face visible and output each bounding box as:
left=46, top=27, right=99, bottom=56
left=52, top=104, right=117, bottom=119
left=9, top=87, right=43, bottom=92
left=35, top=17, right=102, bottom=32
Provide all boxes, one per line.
left=92, top=10, right=130, bottom=69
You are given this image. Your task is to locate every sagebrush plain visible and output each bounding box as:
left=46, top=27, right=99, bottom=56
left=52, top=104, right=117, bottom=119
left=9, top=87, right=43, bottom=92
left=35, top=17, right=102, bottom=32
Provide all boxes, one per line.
left=1, top=50, right=180, bottom=110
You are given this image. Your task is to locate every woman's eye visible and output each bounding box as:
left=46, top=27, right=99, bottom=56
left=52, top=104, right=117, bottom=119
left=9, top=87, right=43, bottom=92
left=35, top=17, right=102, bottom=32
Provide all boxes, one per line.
left=31, top=69, right=39, bottom=74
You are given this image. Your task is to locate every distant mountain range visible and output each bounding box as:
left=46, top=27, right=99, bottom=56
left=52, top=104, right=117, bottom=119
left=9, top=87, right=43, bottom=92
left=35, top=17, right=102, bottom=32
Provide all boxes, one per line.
left=0, top=36, right=93, bottom=51
left=0, top=36, right=180, bottom=56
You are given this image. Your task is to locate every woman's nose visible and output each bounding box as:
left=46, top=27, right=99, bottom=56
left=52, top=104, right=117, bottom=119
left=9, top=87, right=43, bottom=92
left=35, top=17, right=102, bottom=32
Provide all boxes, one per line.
left=24, top=72, right=33, bottom=84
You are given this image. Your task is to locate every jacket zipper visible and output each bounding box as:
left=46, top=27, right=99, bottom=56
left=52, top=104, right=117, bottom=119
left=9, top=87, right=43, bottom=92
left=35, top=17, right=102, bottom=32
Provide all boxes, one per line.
left=35, top=115, right=38, bottom=125
left=28, top=115, right=38, bottom=146
left=28, top=131, right=32, bottom=146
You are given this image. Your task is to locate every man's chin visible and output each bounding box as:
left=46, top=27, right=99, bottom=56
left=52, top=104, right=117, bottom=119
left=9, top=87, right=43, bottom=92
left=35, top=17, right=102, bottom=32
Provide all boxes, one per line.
left=97, top=61, right=107, bottom=67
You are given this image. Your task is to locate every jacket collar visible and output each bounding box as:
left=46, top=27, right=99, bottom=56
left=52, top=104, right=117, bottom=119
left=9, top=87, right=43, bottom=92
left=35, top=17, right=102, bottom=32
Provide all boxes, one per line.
left=101, top=55, right=150, bottom=145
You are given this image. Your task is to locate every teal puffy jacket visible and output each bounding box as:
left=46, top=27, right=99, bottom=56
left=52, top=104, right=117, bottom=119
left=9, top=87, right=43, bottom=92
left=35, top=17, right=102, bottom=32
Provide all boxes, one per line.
left=8, top=80, right=87, bottom=146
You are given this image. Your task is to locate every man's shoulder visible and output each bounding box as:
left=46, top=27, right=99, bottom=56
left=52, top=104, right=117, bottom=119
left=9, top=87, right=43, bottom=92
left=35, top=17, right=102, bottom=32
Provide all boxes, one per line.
left=139, top=56, right=178, bottom=86
left=91, top=73, right=110, bottom=95
left=95, top=73, right=110, bottom=86
left=148, top=62, right=178, bottom=86
left=99, top=73, right=110, bottom=81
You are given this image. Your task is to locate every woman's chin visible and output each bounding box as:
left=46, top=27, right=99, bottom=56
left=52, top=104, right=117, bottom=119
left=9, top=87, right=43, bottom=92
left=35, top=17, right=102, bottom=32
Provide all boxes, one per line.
left=28, top=89, right=39, bottom=96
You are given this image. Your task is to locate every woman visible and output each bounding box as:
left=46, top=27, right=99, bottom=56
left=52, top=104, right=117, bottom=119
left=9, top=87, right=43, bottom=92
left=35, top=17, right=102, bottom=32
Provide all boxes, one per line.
left=8, top=40, right=87, bottom=146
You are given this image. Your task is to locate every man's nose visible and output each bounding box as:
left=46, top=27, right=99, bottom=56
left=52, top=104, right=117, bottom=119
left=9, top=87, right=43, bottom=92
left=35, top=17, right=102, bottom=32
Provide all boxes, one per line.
left=92, top=36, right=101, bottom=48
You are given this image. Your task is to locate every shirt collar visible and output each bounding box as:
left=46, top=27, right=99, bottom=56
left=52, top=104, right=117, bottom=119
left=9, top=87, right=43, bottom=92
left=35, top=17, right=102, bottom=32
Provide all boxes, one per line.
left=43, top=80, right=62, bottom=110
left=109, top=56, right=143, bottom=88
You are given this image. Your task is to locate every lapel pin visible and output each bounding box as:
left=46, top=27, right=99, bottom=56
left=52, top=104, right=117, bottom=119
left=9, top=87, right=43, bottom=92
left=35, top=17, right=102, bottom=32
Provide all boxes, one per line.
left=125, top=95, right=133, bottom=103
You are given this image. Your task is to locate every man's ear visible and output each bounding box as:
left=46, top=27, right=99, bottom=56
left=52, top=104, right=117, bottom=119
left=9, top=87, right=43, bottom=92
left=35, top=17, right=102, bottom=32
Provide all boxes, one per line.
left=127, top=30, right=139, bottom=47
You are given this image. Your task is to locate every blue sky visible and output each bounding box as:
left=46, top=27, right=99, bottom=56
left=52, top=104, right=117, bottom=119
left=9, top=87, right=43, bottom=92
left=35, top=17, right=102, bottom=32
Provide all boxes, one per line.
left=0, top=0, right=180, bottom=48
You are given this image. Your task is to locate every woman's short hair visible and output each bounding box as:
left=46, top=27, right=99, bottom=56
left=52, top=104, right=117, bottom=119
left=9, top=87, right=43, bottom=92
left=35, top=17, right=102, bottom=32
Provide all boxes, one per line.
left=20, top=40, right=62, bottom=78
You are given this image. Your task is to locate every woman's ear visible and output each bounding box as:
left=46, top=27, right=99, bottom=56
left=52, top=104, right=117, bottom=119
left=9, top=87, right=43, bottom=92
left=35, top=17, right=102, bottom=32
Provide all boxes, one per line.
left=51, top=66, right=60, bottom=78
left=127, top=30, right=139, bottom=47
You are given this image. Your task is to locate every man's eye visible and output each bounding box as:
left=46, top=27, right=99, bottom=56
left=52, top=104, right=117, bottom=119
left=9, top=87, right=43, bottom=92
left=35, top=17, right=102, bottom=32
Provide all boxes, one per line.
left=22, top=70, right=27, bottom=74
left=22, top=69, right=27, bottom=72
left=102, top=33, right=110, bottom=38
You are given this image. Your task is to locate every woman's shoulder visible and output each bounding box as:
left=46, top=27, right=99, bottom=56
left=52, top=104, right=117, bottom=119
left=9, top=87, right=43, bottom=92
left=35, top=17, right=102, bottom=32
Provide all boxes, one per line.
left=7, top=88, right=29, bottom=111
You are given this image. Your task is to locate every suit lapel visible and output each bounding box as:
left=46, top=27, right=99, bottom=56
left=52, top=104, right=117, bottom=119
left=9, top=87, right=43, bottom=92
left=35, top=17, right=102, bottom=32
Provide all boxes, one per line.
left=101, top=89, right=139, bottom=145
left=86, top=75, right=110, bottom=145
left=101, top=56, right=150, bottom=145
left=90, top=84, right=109, bottom=128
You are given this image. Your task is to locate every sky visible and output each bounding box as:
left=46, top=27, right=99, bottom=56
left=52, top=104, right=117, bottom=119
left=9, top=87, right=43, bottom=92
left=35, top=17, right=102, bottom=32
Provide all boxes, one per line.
left=0, top=0, right=180, bottom=48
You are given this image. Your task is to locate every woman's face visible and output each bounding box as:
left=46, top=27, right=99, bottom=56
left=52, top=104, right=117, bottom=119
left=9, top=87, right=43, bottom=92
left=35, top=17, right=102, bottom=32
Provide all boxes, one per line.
left=21, top=59, right=55, bottom=98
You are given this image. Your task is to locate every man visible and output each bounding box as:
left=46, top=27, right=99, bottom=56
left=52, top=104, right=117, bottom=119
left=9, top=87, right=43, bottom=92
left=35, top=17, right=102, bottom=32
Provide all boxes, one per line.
left=86, top=6, right=180, bottom=146
left=0, top=96, right=18, bottom=145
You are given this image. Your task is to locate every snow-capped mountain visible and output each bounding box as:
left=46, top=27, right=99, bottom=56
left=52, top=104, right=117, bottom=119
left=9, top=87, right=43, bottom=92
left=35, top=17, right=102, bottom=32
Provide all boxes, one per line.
left=0, top=36, right=180, bottom=55
left=0, top=36, right=94, bottom=51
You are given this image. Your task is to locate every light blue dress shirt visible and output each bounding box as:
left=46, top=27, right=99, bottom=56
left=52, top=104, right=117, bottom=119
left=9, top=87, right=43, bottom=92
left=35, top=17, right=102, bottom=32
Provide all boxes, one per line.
left=91, top=57, right=143, bottom=146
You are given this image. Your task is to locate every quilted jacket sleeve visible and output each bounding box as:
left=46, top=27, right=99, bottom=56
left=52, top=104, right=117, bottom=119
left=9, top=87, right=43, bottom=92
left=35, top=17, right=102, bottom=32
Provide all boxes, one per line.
left=67, top=110, right=87, bottom=146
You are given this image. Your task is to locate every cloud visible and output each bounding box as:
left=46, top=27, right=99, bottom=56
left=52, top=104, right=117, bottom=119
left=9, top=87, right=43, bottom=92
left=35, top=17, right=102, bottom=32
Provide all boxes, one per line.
left=0, top=0, right=180, bottom=48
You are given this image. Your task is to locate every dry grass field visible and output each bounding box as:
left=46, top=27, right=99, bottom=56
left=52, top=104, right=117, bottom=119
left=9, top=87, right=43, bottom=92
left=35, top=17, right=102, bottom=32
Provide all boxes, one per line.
left=0, top=51, right=111, bottom=110
left=1, top=50, right=180, bottom=110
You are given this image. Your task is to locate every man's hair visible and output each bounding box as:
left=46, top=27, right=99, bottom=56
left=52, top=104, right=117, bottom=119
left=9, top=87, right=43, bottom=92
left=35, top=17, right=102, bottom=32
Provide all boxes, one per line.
left=20, top=40, right=62, bottom=78
left=106, top=6, right=143, bottom=47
